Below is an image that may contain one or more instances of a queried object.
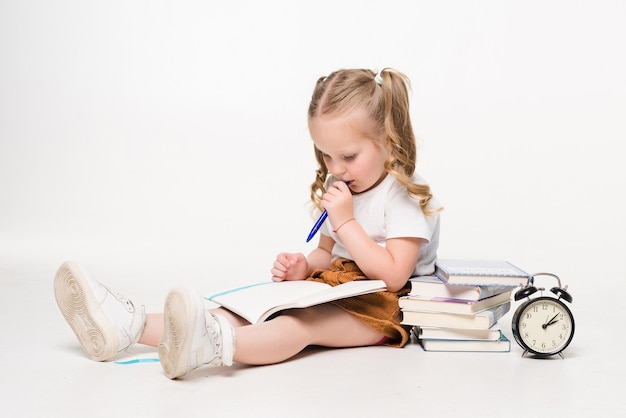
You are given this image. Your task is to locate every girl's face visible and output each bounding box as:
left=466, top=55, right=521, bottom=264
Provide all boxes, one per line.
left=309, top=109, right=390, bottom=194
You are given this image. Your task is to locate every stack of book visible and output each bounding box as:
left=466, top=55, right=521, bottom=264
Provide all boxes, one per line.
left=400, top=259, right=530, bottom=352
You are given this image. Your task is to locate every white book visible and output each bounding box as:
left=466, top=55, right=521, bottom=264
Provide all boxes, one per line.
left=401, top=301, right=511, bottom=329
left=207, top=279, right=386, bottom=324
left=435, top=259, right=530, bottom=286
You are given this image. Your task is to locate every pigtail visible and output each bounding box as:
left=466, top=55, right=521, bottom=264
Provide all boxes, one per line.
left=377, top=69, right=439, bottom=216
left=309, top=76, right=331, bottom=212
left=310, top=145, right=328, bottom=212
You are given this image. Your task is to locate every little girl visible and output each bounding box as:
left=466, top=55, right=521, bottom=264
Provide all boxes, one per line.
left=54, top=68, right=441, bottom=379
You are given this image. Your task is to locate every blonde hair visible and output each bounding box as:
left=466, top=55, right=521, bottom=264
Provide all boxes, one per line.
left=307, top=68, right=438, bottom=215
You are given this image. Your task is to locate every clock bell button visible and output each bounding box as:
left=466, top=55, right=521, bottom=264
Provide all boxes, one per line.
left=514, top=285, right=538, bottom=301
left=550, top=285, right=573, bottom=303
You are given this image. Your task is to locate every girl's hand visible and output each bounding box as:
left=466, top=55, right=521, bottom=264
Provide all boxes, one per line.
left=271, top=252, right=309, bottom=282
left=322, top=181, right=354, bottom=229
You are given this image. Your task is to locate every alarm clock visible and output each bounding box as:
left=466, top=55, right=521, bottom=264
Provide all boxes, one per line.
left=511, top=272, right=574, bottom=358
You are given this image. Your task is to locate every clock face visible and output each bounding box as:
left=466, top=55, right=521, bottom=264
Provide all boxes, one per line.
left=512, top=296, right=575, bottom=356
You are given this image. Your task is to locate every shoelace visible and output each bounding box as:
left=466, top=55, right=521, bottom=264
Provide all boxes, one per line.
left=106, top=287, right=135, bottom=313
left=206, top=313, right=225, bottom=366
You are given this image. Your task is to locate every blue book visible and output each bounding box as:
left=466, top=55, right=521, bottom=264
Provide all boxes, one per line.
left=408, top=275, right=516, bottom=300
left=418, top=331, right=511, bottom=352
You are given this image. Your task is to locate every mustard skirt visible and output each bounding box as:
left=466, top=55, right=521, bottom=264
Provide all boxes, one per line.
left=306, top=258, right=411, bottom=348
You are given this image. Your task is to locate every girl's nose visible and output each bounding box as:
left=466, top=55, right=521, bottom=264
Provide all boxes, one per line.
left=328, top=161, right=346, bottom=177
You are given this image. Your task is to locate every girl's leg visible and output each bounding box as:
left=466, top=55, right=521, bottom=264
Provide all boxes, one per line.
left=137, top=313, right=163, bottom=347
left=139, top=308, right=250, bottom=347
left=233, top=303, right=384, bottom=365
left=158, top=288, right=384, bottom=378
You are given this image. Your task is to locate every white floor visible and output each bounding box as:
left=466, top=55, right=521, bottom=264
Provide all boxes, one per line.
left=2, top=2, right=625, bottom=417
left=1, top=252, right=624, bottom=418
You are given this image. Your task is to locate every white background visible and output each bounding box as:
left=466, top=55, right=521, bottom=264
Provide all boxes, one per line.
left=1, top=1, right=624, bottom=283
left=1, top=1, right=625, bottom=416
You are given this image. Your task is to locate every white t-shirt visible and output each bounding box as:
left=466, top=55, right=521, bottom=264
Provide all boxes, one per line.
left=320, top=173, right=441, bottom=277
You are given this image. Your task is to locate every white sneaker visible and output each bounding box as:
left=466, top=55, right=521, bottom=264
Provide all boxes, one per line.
left=158, top=286, right=235, bottom=379
left=54, top=261, right=146, bottom=361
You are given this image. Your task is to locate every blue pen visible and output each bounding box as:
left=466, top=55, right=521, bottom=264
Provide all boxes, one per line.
left=306, top=210, right=328, bottom=242
left=306, top=181, right=350, bottom=242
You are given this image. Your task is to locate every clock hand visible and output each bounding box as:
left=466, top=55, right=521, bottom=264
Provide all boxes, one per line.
left=542, top=313, right=560, bottom=329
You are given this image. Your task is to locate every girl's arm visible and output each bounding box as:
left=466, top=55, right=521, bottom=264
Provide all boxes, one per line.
left=323, top=181, right=422, bottom=291
left=335, top=220, right=422, bottom=292
left=271, top=234, right=334, bottom=282
left=305, top=233, right=334, bottom=273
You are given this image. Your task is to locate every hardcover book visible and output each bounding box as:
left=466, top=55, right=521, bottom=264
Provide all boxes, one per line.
left=414, top=326, right=504, bottom=341
left=398, top=290, right=513, bottom=315
left=401, top=301, right=511, bottom=329
left=418, top=332, right=511, bottom=352
left=408, top=275, right=515, bottom=301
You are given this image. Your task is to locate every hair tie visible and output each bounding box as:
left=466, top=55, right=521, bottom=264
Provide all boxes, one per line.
left=374, top=71, right=383, bottom=86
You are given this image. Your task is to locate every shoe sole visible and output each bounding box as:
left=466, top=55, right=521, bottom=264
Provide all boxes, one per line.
left=159, top=287, right=200, bottom=379
left=54, top=261, right=119, bottom=361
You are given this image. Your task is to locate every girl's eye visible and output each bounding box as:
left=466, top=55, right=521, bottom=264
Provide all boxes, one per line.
left=321, top=153, right=355, bottom=162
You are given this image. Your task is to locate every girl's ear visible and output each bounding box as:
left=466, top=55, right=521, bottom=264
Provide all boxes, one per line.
left=384, top=136, right=393, bottom=155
